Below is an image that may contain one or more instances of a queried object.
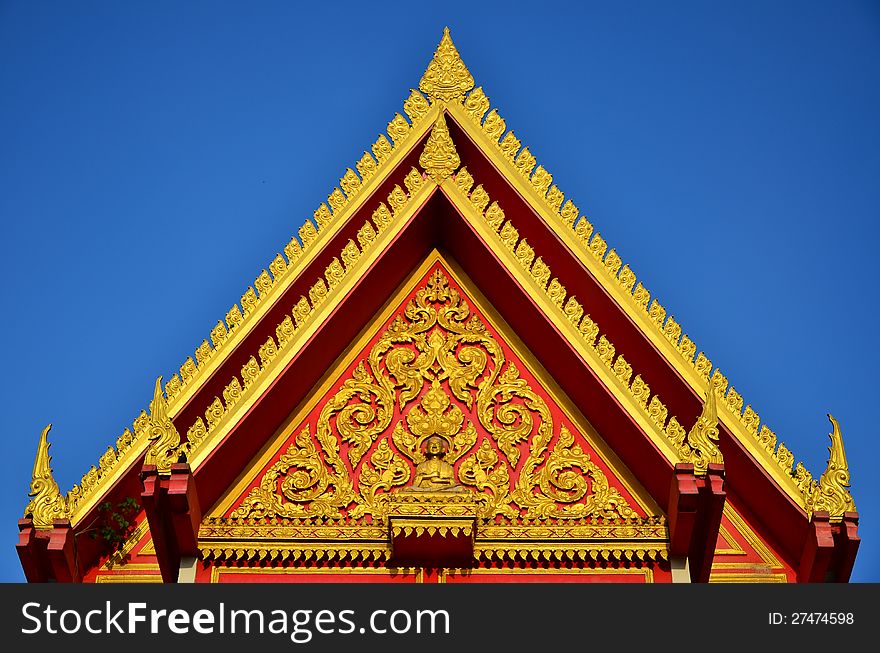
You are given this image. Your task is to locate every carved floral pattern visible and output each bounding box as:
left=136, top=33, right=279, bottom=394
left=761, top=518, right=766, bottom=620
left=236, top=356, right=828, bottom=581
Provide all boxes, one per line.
left=232, top=269, right=637, bottom=524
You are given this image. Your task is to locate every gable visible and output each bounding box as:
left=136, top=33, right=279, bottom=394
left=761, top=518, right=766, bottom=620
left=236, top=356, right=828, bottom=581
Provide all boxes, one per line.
left=19, top=28, right=858, bottom=584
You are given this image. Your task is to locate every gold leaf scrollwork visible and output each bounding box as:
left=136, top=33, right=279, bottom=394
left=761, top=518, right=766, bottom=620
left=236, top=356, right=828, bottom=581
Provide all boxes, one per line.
left=512, top=426, right=637, bottom=520
left=232, top=427, right=353, bottom=520
left=351, top=438, right=411, bottom=520
left=321, top=361, right=394, bottom=469
left=478, top=362, right=542, bottom=468
left=458, top=438, right=516, bottom=518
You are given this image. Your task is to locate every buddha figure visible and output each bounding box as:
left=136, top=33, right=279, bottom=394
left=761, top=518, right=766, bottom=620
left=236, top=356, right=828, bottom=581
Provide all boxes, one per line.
left=406, top=435, right=466, bottom=492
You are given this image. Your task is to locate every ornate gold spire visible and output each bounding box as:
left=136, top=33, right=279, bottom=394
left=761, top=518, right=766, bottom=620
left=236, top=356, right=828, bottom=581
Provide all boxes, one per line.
left=811, top=414, right=856, bottom=517
left=420, top=114, right=460, bottom=184
left=686, top=386, right=723, bottom=474
left=144, top=376, right=181, bottom=474
left=24, top=424, right=69, bottom=529
left=419, top=27, right=475, bottom=104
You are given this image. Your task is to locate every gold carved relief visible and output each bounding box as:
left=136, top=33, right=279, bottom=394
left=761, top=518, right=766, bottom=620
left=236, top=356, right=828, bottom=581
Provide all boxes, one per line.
left=419, top=27, right=475, bottom=104
left=25, top=425, right=69, bottom=529
left=231, top=269, right=636, bottom=524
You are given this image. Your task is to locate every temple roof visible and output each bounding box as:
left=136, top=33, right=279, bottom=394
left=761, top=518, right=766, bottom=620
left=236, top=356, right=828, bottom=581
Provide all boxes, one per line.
left=25, top=28, right=855, bottom=561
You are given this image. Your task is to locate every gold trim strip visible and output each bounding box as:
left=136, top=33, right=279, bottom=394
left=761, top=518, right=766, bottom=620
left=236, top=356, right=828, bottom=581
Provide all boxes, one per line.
left=709, top=572, right=788, bottom=584
left=439, top=566, right=655, bottom=583
left=95, top=573, right=163, bottom=584
left=211, top=566, right=424, bottom=583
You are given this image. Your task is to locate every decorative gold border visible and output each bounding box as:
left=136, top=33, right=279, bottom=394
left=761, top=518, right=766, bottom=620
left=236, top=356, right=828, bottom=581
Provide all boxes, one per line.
left=438, top=566, right=654, bottom=583
left=709, top=572, right=788, bottom=584
left=95, top=573, right=162, bottom=584
left=210, top=565, right=425, bottom=584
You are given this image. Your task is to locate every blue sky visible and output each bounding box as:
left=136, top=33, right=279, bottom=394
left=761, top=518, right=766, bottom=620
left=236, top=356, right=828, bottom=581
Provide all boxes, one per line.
left=1, top=1, right=877, bottom=582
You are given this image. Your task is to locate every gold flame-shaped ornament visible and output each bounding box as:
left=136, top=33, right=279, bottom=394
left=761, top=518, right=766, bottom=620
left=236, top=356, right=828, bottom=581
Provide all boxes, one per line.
left=24, top=424, right=69, bottom=529
left=686, top=386, right=723, bottom=474
left=420, top=114, right=460, bottom=184
left=144, top=376, right=182, bottom=474
left=811, top=414, right=856, bottom=518
left=419, top=27, right=475, bottom=104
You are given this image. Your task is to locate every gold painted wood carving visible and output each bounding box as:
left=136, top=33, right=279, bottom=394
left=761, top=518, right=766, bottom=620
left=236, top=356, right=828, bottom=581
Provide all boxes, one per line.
left=25, top=425, right=69, bottom=529
left=143, top=376, right=182, bottom=474
left=802, top=415, right=856, bottom=518
left=419, top=27, right=475, bottom=104
left=683, top=386, right=723, bottom=474
left=231, top=269, right=638, bottom=525
left=420, top=114, right=459, bottom=184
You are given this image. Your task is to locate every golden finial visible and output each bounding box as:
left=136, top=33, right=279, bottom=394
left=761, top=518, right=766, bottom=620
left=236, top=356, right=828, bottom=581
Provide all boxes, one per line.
left=420, top=114, right=460, bottom=184
left=811, top=414, right=856, bottom=518
left=144, top=376, right=181, bottom=474
left=24, top=424, right=69, bottom=529
left=686, top=386, right=723, bottom=474
left=419, top=27, right=475, bottom=105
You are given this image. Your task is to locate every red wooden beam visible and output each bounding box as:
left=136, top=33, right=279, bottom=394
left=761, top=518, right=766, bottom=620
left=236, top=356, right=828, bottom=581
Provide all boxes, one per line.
left=668, top=463, right=726, bottom=582
left=141, top=462, right=201, bottom=583
left=833, top=512, right=860, bottom=582
left=798, top=511, right=834, bottom=582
